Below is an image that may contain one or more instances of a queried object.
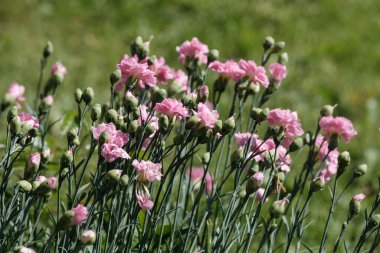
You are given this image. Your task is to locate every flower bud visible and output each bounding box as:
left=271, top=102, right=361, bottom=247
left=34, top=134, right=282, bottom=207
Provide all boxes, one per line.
left=208, top=49, right=219, bottom=62
left=270, top=199, right=287, bottom=218
left=247, top=83, right=260, bottom=95
left=16, top=180, right=32, bottom=193
left=110, top=69, right=121, bottom=85
left=238, top=189, right=247, bottom=199
left=10, top=116, right=21, bottom=136
left=130, top=36, right=150, bottom=59
left=60, top=150, right=73, bottom=167
left=263, top=36, right=275, bottom=51
left=41, top=148, right=50, bottom=164
left=182, top=93, right=197, bottom=109
left=303, top=131, right=313, bottom=146
left=145, top=123, right=156, bottom=137
left=222, top=116, right=235, bottom=135
left=158, top=115, right=169, bottom=132
left=74, top=88, right=83, bottom=104
left=311, top=177, right=325, bottom=192
left=128, top=120, right=139, bottom=136
left=278, top=52, right=288, bottom=65
left=320, top=104, right=335, bottom=117
left=105, top=109, right=118, bottom=123
left=106, top=169, right=122, bottom=184
left=152, top=87, right=167, bottom=104
left=354, top=164, right=367, bottom=177
left=120, top=174, right=129, bottom=186
left=80, top=230, right=96, bottom=245
left=349, top=199, right=362, bottom=218
left=247, top=171, right=264, bottom=194
left=28, top=128, right=38, bottom=138
left=186, top=116, right=201, bottom=130
left=197, top=86, right=209, bottom=103
left=173, top=134, right=185, bottom=145
left=43, top=41, right=54, bottom=58
left=202, top=152, right=211, bottom=165
left=289, top=137, right=304, bottom=152
left=214, top=120, right=223, bottom=133
left=7, top=106, right=18, bottom=123
left=57, top=210, right=75, bottom=230
left=271, top=41, right=285, bottom=53
left=123, top=94, right=139, bottom=112
left=337, top=151, right=350, bottom=176
left=67, top=128, right=78, bottom=142
left=368, top=214, right=380, bottom=229
left=82, top=87, right=94, bottom=104
left=90, top=104, right=102, bottom=122
left=231, top=149, right=244, bottom=168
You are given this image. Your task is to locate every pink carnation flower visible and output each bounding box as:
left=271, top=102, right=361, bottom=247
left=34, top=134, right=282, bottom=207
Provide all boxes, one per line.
left=172, top=69, right=189, bottom=92
left=132, top=159, right=162, bottom=182
left=269, top=63, right=287, bottom=82
left=101, top=143, right=130, bottom=162
left=28, top=152, right=41, bottom=168
left=193, top=102, right=219, bottom=129
left=137, top=105, right=159, bottom=132
left=116, top=55, right=157, bottom=91
left=176, top=37, right=209, bottom=64
left=70, top=204, right=88, bottom=226
left=51, top=62, right=67, bottom=76
left=208, top=60, right=245, bottom=82
left=353, top=193, right=366, bottom=202
left=150, top=57, right=174, bottom=84
left=239, top=60, right=269, bottom=87
left=155, top=98, right=188, bottom=120
left=319, top=116, right=357, bottom=143
left=255, top=188, right=265, bottom=201
left=235, top=132, right=252, bottom=147
left=42, top=95, right=54, bottom=106
left=136, top=184, right=154, bottom=210
left=18, top=247, right=37, bottom=253
left=198, top=85, right=209, bottom=99
left=5, top=82, right=25, bottom=108
left=252, top=171, right=264, bottom=185
left=36, top=175, right=58, bottom=189
left=315, top=135, right=339, bottom=182
left=91, top=123, right=129, bottom=148
left=185, top=167, right=213, bottom=195
left=19, top=112, right=39, bottom=128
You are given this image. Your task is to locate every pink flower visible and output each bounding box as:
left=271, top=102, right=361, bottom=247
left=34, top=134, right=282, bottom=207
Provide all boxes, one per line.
left=70, top=204, right=88, bottom=226
left=267, top=109, right=304, bottom=142
left=185, top=167, right=213, bottom=195
left=252, top=171, right=264, bottom=185
left=155, top=98, right=188, bottom=120
left=315, top=135, right=339, bottom=182
left=269, top=63, right=287, bottom=82
left=255, top=188, right=265, bottom=201
left=116, top=55, right=157, bottom=91
left=192, top=103, right=219, bottom=129
left=208, top=60, right=245, bottom=82
left=172, top=69, right=189, bottom=92
left=136, top=184, right=154, bottom=210
left=150, top=57, right=174, bottom=84
left=19, top=112, right=39, bottom=128
left=132, top=159, right=162, bottom=182
left=42, top=147, right=50, bottom=159
left=28, top=152, right=41, bottom=168
left=176, top=37, right=209, bottom=64
left=251, top=135, right=276, bottom=161
left=239, top=60, right=269, bottom=87
left=198, top=85, right=209, bottom=99
left=319, top=116, right=357, bottom=143
left=101, top=143, right=130, bottom=162
left=137, top=105, right=159, bottom=133
left=51, top=62, right=67, bottom=76
left=276, top=145, right=292, bottom=172
left=18, top=247, right=37, bottom=253
left=42, top=95, right=54, bottom=106
left=5, top=82, right=25, bottom=108
left=91, top=123, right=129, bottom=147
left=36, top=175, right=58, bottom=189
left=234, top=132, right=252, bottom=147
left=353, top=193, right=366, bottom=202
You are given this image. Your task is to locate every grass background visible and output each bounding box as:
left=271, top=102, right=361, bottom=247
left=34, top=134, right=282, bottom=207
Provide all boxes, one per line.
left=0, top=0, right=379, bottom=250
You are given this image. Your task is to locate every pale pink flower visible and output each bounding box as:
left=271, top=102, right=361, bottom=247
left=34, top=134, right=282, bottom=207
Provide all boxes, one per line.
left=70, top=204, right=88, bottom=226
left=172, top=69, right=189, bottom=92
left=36, top=175, right=47, bottom=183
left=155, top=98, right=188, bottom=120
left=276, top=145, right=292, bottom=172
left=101, top=143, right=130, bottom=162
left=353, top=193, right=366, bottom=202
left=42, top=95, right=54, bottom=106
left=132, top=159, right=162, bottom=182
left=269, top=63, right=287, bottom=82
left=252, top=171, right=264, bottom=185
left=51, top=62, right=67, bottom=76
left=18, top=247, right=37, bottom=253
left=91, top=123, right=129, bottom=147
left=42, top=147, right=50, bottom=159
left=267, top=109, right=304, bottom=146
left=319, top=116, right=357, bottom=143
left=198, top=85, right=209, bottom=99
left=239, top=60, right=269, bottom=87
left=28, top=152, right=41, bottom=168
left=234, top=132, right=252, bottom=147
left=19, top=112, right=39, bottom=128
left=251, top=135, right=276, bottom=161
left=208, top=60, right=245, bottom=82
left=80, top=230, right=96, bottom=245
left=192, top=102, right=219, bottom=129
left=185, top=167, right=213, bottom=195
left=150, top=57, right=174, bottom=84
left=36, top=175, right=57, bottom=189
left=136, top=184, right=154, bottom=210
left=5, top=82, right=25, bottom=108
left=137, top=105, right=159, bottom=134
left=315, top=135, right=339, bottom=182
left=116, top=55, right=157, bottom=91
left=255, top=188, right=265, bottom=201
left=176, top=37, right=209, bottom=64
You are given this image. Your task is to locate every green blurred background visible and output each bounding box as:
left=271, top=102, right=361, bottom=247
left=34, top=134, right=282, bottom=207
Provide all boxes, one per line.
left=1, top=0, right=379, bottom=249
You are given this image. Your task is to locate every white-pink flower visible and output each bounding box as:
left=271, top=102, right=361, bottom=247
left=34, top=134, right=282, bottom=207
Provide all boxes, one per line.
left=234, top=132, right=252, bottom=147
left=19, top=112, right=39, bottom=128
left=136, top=184, right=154, bottom=210
left=70, top=204, right=88, bottom=226
left=352, top=193, right=366, bottom=202
left=192, top=103, right=219, bottom=129
left=18, top=247, right=37, bottom=253
left=132, top=159, right=162, bottom=182
left=172, top=69, right=189, bottom=92
left=51, top=62, right=67, bottom=76
left=319, top=116, right=357, bottom=143
left=5, top=82, right=25, bottom=108
left=269, top=63, right=287, bottom=82
left=150, top=57, right=174, bottom=84
left=42, top=95, right=54, bottom=106
left=185, top=167, right=213, bottom=195
left=155, top=98, right=188, bottom=120
left=91, top=123, right=129, bottom=148
left=101, top=143, right=130, bottom=162
left=208, top=60, right=245, bottom=82
left=28, top=152, right=41, bottom=168
left=239, top=60, right=269, bottom=87
left=176, top=37, right=209, bottom=64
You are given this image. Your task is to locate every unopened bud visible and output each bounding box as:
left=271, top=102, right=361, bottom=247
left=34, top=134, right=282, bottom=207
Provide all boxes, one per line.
left=28, top=128, right=38, bottom=138
left=186, top=116, right=201, bottom=130
left=90, top=104, right=102, bottom=121
left=270, top=199, right=287, bottom=218
left=320, top=105, right=336, bottom=117
left=338, top=151, right=350, bottom=176
left=202, top=152, right=211, bottom=165
left=208, top=49, right=219, bottom=63
left=120, top=174, right=129, bottom=186
left=57, top=210, right=75, bottom=230
left=311, top=177, right=325, bottom=192
left=152, top=87, right=167, bottom=104
left=214, top=120, right=223, bottom=133
left=278, top=52, right=288, bottom=65
left=247, top=83, right=260, bottom=95
left=145, top=123, right=156, bottom=137
left=173, top=134, right=185, bottom=145
left=10, top=116, right=21, bottom=136
left=159, top=115, right=170, bottom=132
left=271, top=41, right=285, bottom=53
left=106, top=169, right=122, bottom=184
left=99, top=132, right=109, bottom=145
left=60, top=150, right=73, bottom=167
left=222, top=117, right=235, bottom=135
left=110, top=69, right=121, bottom=85
left=74, top=88, right=83, bottom=104
left=16, top=180, right=32, bottom=193
left=43, top=41, right=53, bottom=58
left=289, top=137, right=304, bottom=152
left=368, top=214, right=380, bottom=229
left=105, top=109, right=118, bottom=123
left=354, top=164, right=367, bottom=177
left=82, top=87, right=94, bottom=104
left=80, top=230, right=96, bottom=245
left=7, top=106, right=18, bottom=123
left=123, top=94, right=139, bottom=112
left=349, top=199, right=361, bottom=218
left=263, top=36, right=275, bottom=51
left=130, top=36, right=150, bottom=59
left=128, top=120, right=138, bottom=135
